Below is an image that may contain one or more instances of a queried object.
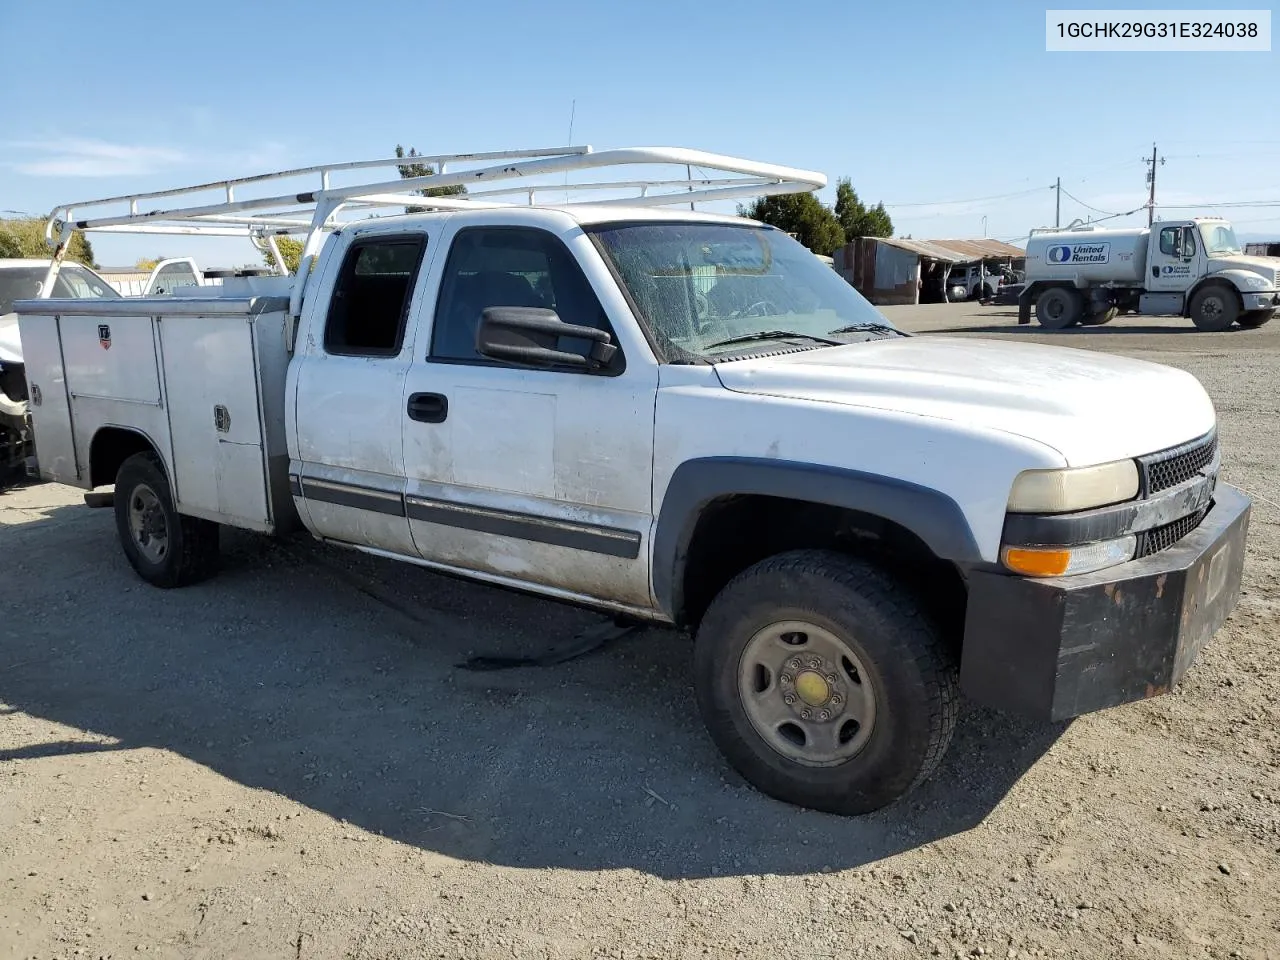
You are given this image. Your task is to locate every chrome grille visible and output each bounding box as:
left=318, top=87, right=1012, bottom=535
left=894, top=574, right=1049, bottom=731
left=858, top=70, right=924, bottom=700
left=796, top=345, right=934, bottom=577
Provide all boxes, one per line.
left=1136, top=506, right=1208, bottom=558
left=1139, top=431, right=1217, bottom=495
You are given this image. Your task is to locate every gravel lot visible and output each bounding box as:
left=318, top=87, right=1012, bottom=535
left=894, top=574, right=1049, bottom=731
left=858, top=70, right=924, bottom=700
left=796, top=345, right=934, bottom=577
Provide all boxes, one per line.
left=2, top=303, right=1277, bottom=960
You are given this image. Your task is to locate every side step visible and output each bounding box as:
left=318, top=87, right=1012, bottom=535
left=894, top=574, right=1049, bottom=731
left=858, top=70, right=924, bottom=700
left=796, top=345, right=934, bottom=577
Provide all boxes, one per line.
left=84, top=491, right=114, bottom=509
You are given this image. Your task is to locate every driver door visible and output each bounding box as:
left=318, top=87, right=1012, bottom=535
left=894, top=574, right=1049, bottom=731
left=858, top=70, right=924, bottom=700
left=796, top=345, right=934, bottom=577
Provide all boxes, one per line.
left=400, top=222, right=658, bottom=609
left=1148, top=223, right=1201, bottom=292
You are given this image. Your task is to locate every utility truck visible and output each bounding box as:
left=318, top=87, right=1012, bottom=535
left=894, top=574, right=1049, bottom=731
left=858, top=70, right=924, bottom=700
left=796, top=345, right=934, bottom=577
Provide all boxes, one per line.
left=15, top=146, right=1250, bottom=815
left=1019, top=217, right=1280, bottom=330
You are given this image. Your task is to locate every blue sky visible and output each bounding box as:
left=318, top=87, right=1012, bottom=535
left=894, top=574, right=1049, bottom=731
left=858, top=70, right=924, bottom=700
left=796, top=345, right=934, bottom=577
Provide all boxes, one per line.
left=2, top=0, right=1277, bottom=267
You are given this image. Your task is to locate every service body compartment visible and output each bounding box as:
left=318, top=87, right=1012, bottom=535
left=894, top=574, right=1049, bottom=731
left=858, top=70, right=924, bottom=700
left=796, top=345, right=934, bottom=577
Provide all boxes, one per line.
left=16, top=296, right=296, bottom=534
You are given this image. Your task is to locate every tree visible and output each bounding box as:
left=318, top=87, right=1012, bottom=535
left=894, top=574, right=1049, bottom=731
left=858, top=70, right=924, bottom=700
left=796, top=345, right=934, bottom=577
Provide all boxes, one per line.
left=0, top=218, right=96, bottom=266
left=395, top=144, right=467, bottom=214
left=135, top=257, right=162, bottom=271
left=260, top=235, right=304, bottom=274
left=739, top=193, right=845, bottom=257
left=834, top=178, right=893, bottom=241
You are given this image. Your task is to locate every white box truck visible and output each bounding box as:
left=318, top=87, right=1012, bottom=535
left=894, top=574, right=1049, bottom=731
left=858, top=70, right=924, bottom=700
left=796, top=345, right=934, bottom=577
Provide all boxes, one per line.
left=15, top=146, right=1250, bottom=815
left=1018, top=217, right=1280, bottom=331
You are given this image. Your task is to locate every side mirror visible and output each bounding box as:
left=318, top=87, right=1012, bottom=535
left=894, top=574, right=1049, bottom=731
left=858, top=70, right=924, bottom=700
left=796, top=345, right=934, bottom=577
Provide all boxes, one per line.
left=476, top=307, right=617, bottom=371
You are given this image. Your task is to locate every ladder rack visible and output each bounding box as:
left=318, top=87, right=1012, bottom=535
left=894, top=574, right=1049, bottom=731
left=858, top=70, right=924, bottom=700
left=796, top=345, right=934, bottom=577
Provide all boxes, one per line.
left=38, top=144, right=826, bottom=324
left=45, top=144, right=824, bottom=242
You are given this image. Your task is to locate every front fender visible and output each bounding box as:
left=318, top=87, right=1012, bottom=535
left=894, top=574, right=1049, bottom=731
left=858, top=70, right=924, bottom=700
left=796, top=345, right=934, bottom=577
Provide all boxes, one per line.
left=1200, top=270, right=1270, bottom=297
left=651, top=457, right=983, bottom=622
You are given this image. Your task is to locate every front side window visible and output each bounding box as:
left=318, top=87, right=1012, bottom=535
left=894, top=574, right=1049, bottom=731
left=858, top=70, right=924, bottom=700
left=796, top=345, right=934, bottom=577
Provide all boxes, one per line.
left=430, top=226, right=619, bottom=370
left=323, top=236, right=426, bottom=357
left=1181, top=228, right=1198, bottom=258
left=587, top=221, right=898, bottom=360
left=1158, top=227, right=1180, bottom=257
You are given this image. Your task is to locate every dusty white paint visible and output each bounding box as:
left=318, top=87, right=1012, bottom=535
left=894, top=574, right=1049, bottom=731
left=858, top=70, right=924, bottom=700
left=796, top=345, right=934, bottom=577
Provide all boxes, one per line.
left=16, top=199, right=1224, bottom=615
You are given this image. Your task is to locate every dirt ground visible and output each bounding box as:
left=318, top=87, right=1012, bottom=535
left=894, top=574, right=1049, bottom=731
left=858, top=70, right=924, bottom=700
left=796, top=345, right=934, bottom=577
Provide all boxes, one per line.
left=2, top=304, right=1278, bottom=960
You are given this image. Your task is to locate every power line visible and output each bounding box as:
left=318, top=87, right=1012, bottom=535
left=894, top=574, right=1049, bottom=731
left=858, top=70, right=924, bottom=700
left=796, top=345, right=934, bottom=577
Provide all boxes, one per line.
left=881, top=184, right=1053, bottom=208
left=1157, top=200, right=1280, bottom=209
left=1058, top=187, right=1127, bottom=217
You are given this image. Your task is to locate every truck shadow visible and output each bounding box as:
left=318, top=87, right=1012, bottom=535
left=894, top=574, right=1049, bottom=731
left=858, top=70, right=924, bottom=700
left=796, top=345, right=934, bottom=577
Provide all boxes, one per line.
left=1, top=507, right=1068, bottom=880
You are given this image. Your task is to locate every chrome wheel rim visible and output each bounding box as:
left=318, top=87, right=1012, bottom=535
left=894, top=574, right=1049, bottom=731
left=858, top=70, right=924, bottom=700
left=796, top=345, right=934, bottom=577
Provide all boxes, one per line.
left=128, top=483, right=168, bottom=564
left=737, top=620, right=877, bottom=767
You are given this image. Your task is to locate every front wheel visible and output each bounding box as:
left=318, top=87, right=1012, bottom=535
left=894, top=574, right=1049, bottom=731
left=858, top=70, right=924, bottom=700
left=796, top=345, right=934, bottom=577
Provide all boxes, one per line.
left=693, top=550, right=958, bottom=815
left=1189, top=285, right=1240, bottom=331
left=114, top=452, right=220, bottom=588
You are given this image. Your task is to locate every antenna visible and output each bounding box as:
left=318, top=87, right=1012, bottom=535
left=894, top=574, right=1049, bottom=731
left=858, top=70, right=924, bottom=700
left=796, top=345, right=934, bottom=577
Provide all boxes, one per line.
left=564, top=100, right=576, bottom=204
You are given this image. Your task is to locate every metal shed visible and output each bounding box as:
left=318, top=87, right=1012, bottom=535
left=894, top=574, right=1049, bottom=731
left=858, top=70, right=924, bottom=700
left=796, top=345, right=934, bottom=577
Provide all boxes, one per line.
left=832, top=236, right=1026, bottom=305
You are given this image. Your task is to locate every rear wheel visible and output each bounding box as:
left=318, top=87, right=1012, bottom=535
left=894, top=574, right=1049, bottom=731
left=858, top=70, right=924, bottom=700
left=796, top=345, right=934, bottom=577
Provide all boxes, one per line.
left=693, top=550, right=958, bottom=815
left=1080, top=306, right=1118, bottom=326
left=114, top=452, right=220, bottom=588
left=1035, top=287, right=1083, bottom=329
left=1238, top=308, right=1274, bottom=329
left=1189, top=285, right=1240, bottom=331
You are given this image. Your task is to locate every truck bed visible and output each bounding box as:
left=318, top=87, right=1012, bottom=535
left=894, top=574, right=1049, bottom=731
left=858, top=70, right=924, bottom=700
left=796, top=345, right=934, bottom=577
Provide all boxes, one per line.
left=16, top=295, right=295, bottom=534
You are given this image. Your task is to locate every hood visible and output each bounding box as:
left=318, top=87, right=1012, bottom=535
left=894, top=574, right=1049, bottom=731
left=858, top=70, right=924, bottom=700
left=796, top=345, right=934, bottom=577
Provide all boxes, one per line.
left=1208, top=254, right=1280, bottom=284
left=713, top=336, right=1216, bottom=466
left=0, top=313, right=21, bottom=365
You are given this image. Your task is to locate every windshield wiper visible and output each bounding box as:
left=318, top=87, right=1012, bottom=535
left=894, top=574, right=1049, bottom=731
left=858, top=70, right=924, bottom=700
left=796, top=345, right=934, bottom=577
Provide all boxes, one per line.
left=704, top=329, right=842, bottom=350
left=828, top=322, right=900, bottom=335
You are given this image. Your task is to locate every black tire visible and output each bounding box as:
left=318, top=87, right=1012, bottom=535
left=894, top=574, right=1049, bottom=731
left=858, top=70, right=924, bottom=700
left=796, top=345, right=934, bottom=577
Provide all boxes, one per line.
left=1034, top=287, right=1083, bottom=329
left=693, top=549, right=959, bottom=816
left=1238, top=308, right=1274, bottom=329
left=1080, top=306, right=1118, bottom=326
left=1189, top=284, right=1240, bottom=331
left=114, top=452, right=219, bottom=588
left=980, top=284, right=994, bottom=300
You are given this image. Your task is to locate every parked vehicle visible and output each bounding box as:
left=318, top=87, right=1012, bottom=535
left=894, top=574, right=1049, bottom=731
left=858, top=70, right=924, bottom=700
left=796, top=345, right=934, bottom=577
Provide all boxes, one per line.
left=1019, top=219, right=1280, bottom=330
left=945, top=262, right=999, bottom=301
left=0, top=259, right=123, bottom=483
left=16, top=146, right=1250, bottom=815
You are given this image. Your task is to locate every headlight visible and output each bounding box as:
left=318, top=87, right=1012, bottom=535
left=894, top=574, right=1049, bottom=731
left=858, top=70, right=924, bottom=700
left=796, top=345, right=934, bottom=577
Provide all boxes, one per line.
left=1002, top=536, right=1136, bottom=577
left=1241, top=275, right=1270, bottom=290
left=1007, top=459, right=1139, bottom=514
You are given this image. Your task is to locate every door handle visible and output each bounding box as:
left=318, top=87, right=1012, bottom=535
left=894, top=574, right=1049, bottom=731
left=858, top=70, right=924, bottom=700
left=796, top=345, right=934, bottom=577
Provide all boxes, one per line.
left=407, top=392, right=448, bottom=423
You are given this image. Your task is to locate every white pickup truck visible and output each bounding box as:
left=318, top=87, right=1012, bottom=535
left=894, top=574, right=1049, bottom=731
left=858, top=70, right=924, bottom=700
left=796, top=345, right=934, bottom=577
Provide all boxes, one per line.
left=16, top=146, right=1250, bottom=815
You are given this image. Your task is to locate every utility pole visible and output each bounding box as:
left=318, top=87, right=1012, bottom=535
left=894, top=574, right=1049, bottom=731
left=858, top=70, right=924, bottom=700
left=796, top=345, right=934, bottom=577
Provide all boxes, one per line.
left=1144, top=143, right=1164, bottom=226
left=1055, top=177, right=1061, bottom=228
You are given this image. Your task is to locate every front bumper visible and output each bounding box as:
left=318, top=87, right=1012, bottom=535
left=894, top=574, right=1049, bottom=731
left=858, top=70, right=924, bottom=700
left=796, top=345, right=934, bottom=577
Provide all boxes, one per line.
left=959, top=483, right=1250, bottom=721
left=1242, top=291, right=1280, bottom=311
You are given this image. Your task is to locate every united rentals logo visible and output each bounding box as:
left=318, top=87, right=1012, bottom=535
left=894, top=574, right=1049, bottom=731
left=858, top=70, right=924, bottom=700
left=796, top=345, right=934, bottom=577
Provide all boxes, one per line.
left=1047, top=243, right=1110, bottom=265
left=98, top=324, right=112, bottom=350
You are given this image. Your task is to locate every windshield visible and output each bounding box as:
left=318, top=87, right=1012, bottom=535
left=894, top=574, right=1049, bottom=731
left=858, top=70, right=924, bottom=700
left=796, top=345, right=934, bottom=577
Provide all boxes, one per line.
left=0, top=264, right=121, bottom=315
left=1199, top=222, right=1242, bottom=257
left=587, top=221, right=896, bottom=359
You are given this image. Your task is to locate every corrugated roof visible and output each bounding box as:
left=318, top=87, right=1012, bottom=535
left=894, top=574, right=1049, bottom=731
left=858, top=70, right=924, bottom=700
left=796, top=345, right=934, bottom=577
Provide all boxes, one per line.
left=869, top=236, right=1024, bottom=261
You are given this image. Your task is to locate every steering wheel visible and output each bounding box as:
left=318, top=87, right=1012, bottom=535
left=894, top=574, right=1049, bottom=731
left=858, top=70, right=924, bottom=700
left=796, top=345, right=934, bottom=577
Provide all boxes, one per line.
left=744, top=300, right=780, bottom=317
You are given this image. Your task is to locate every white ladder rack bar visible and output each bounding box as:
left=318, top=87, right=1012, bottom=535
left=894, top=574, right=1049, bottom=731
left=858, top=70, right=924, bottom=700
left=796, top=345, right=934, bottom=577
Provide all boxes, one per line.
left=48, top=146, right=824, bottom=236
left=37, top=145, right=826, bottom=327
left=51, top=146, right=592, bottom=215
